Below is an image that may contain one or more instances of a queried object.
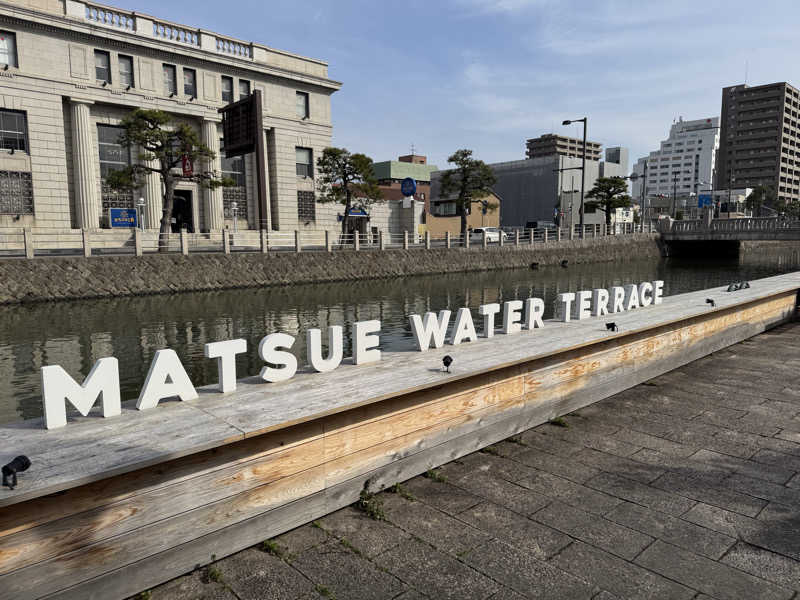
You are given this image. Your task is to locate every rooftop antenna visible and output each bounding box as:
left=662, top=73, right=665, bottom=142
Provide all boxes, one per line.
left=410, top=143, right=416, bottom=156
left=744, top=59, right=749, bottom=85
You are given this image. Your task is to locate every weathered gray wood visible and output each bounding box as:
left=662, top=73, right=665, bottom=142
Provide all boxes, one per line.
left=1, top=274, right=798, bottom=508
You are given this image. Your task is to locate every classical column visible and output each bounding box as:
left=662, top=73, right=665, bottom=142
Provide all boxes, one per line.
left=143, top=157, right=162, bottom=231
left=69, top=99, right=100, bottom=229
left=202, top=119, right=224, bottom=232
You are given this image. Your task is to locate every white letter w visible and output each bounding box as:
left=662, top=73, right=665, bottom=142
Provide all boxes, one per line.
left=409, top=311, right=452, bottom=351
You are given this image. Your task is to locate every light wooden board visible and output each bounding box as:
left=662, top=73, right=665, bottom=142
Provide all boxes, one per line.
left=0, top=274, right=798, bottom=508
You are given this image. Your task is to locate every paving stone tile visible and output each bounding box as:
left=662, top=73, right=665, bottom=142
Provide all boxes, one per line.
left=635, top=540, right=794, bottom=600
left=402, top=475, right=484, bottom=515
left=611, top=427, right=698, bottom=458
left=377, top=539, right=498, bottom=600
left=585, top=471, right=696, bottom=516
left=274, top=522, right=329, bottom=556
left=543, top=425, right=643, bottom=458
left=216, top=548, right=314, bottom=600
left=457, top=501, right=571, bottom=558
left=382, top=493, right=490, bottom=554
left=776, top=429, right=800, bottom=444
left=393, top=592, right=428, bottom=600
left=681, top=502, right=761, bottom=539
left=461, top=539, right=595, bottom=600
left=550, top=540, right=695, bottom=600
left=590, top=592, right=621, bottom=600
left=723, top=473, right=800, bottom=506
left=486, top=589, right=528, bottom=600
left=450, top=451, right=537, bottom=483
left=517, top=469, right=622, bottom=516
left=511, top=447, right=600, bottom=484
left=451, top=471, right=552, bottom=516
left=316, top=505, right=410, bottom=558
left=689, top=449, right=796, bottom=485
left=650, top=472, right=767, bottom=517
left=572, top=447, right=666, bottom=484
left=604, top=502, right=735, bottom=559
left=517, top=429, right=585, bottom=457
left=786, top=472, right=800, bottom=489
left=631, top=448, right=730, bottom=483
left=751, top=448, right=800, bottom=473
left=721, top=542, right=800, bottom=591
left=532, top=501, right=653, bottom=560
left=291, top=539, right=406, bottom=600
left=752, top=503, right=800, bottom=561
left=149, top=571, right=238, bottom=600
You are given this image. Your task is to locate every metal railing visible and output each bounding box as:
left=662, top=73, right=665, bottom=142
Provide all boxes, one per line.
left=666, top=217, right=800, bottom=234
left=0, top=225, right=651, bottom=259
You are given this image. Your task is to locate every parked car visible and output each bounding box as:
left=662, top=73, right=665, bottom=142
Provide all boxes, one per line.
left=470, top=227, right=508, bottom=243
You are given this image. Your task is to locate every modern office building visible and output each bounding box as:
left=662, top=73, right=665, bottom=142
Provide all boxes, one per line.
left=715, top=82, right=800, bottom=205
left=631, top=116, right=720, bottom=216
left=525, top=134, right=602, bottom=162
left=432, top=143, right=629, bottom=229
left=0, top=0, right=358, bottom=236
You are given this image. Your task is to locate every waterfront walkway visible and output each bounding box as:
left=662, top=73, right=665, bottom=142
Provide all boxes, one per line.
left=143, top=321, right=800, bottom=600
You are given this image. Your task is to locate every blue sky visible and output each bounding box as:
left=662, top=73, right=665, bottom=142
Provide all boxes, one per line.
left=128, top=0, right=800, bottom=170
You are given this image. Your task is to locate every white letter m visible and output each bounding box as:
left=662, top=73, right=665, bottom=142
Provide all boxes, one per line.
left=41, top=358, right=121, bottom=429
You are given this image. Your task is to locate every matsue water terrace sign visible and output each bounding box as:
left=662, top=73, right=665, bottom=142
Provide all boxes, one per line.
left=40, top=280, right=664, bottom=430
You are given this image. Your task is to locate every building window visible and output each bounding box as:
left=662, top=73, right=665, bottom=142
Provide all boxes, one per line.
left=163, top=64, right=177, bottom=95
left=221, top=76, right=233, bottom=103
left=0, top=171, right=32, bottom=214
left=183, top=68, right=197, bottom=98
left=94, top=50, right=111, bottom=84
left=432, top=201, right=456, bottom=216
left=296, top=91, right=309, bottom=119
left=0, top=109, right=27, bottom=152
left=98, top=124, right=133, bottom=212
left=296, top=147, right=313, bottom=177
left=297, top=190, right=316, bottom=222
left=0, top=31, right=17, bottom=68
left=239, top=79, right=250, bottom=99
left=220, top=138, right=247, bottom=219
left=118, top=54, right=134, bottom=88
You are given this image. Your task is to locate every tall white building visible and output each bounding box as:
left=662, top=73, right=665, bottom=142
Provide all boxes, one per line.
left=632, top=117, right=720, bottom=213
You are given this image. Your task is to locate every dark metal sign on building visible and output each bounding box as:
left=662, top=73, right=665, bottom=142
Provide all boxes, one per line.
left=219, top=94, right=257, bottom=158
left=219, top=89, right=269, bottom=228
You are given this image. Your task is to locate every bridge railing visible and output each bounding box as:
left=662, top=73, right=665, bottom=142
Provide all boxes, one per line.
left=664, top=216, right=800, bottom=235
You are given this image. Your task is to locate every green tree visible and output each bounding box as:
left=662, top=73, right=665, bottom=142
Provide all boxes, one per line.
left=775, top=196, right=800, bottom=219
left=585, top=176, right=632, bottom=231
left=746, top=185, right=776, bottom=216
left=439, top=149, right=497, bottom=241
left=105, top=109, right=232, bottom=252
left=316, top=147, right=382, bottom=238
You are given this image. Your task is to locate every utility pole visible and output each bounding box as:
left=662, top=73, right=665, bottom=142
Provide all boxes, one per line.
left=562, top=117, right=588, bottom=227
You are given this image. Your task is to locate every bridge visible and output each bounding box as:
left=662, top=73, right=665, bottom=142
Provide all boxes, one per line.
left=661, top=216, right=800, bottom=242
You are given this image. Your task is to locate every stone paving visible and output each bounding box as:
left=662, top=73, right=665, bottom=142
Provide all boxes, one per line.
left=141, top=321, right=800, bottom=600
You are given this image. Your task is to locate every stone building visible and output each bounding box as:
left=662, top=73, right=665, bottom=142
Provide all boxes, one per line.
left=0, top=0, right=347, bottom=236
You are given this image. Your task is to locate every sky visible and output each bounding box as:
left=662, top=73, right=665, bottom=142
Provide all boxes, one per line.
left=127, top=0, right=800, bottom=171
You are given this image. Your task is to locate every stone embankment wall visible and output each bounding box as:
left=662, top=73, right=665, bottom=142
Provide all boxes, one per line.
left=0, top=234, right=661, bottom=304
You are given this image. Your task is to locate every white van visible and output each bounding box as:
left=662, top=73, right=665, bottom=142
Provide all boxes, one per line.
left=470, top=227, right=508, bottom=243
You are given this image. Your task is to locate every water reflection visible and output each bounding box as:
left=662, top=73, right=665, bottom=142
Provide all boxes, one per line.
left=1, top=252, right=798, bottom=423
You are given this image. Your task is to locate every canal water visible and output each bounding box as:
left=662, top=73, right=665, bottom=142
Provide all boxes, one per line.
left=2, top=253, right=799, bottom=424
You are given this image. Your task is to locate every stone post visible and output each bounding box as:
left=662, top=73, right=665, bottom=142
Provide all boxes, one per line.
left=325, top=230, right=332, bottom=252
left=222, top=229, right=230, bottom=254
left=543, top=229, right=548, bottom=244
left=23, top=228, right=34, bottom=259
left=403, top=231, right=409, bottom=250
left=482, top=230, right=488, bottom=248
left=557, top=227, right=562, bottom=242
left=425, top=231, right=431, bottom=249
left=202, top=119, right=224, bottom=232
left=260, top=229, right=269, bottom=253
left=515, top=230, right=520, bottom=246
left=569, top=224, right=574, bottom=240
left=529, top=229, right=534, bottom=245
left=446, top=231, right=451, bottom=248
left=593, top=224, right=597, bottom=238
left=134, top=229, right=143, bottom=256
left=180, top=229, right=189, bottom=255
left=143, top=158, right=162, bottom=231
left=354, top=232, right=360, bottom=251
left=82, top=228, right=91, bottom=257
left=380, top=230, right=386, bottom=250
left=295, top=230, right=302, bottom=252
left=465, top=230, right=470, bottom=249
left=499, top=231, right=505, bottom=247
left=70, top=99, right=100, bottom=230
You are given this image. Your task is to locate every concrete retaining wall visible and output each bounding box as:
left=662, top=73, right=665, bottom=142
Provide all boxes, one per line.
left=0, top=234, right=661, bottom=305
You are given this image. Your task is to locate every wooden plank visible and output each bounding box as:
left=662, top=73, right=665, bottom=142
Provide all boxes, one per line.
left=1, top=274, right=798, bottom=508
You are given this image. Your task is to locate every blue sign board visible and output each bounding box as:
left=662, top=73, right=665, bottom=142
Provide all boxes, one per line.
left=109, top=208, right=138, bottom=228
left=698, top=193, right=712, bottom=208
left=400, top=177, right=417, bottom=197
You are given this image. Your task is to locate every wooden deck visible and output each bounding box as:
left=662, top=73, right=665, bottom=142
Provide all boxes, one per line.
left=0, top=272, right=798, bottom=599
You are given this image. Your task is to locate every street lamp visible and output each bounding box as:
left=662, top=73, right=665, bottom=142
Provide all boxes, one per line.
left=623, top=171, right=645, bottom=226
left=562, top=117, right=588, bottom=227
left=137, top=197, right=146, bottom=231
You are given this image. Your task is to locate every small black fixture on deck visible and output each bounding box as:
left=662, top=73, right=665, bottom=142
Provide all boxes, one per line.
left=560, top=260, right=569, bottom=268
left=2, top=455, right=31, bottom=490
left=727, top=283, right=740, bottom=292
left=442, top=355, right=453, bottom=373
left=530, top=262, right=539, bottom=270
left=706, top=298, right=716, bottom=307
left=606, top=322, right=618, bottom=332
